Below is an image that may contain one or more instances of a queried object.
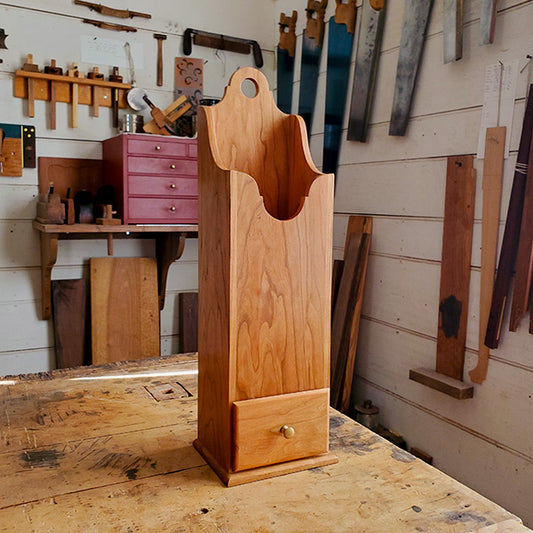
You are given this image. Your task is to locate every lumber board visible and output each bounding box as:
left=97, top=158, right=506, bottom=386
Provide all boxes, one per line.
left=410, top=367, right=474, bottom=399
left=470, top=126, right=505, bottom=384
left=178, top=291, right=198, bottom=353
left=90, top=257, right=160, bottom=364
left=52, top=278, right=90, bottom=368
left=509, top=133, right=533, bottom=332
left=0, top=356, right=521, bottom=532
left=436, top=155, right=476, bottom=381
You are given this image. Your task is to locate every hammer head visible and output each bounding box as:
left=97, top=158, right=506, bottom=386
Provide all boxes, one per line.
left=153, top=33, right=167, bottom=41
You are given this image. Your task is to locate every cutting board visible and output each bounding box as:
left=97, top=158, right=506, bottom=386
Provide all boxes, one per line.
left=90, top=257, right=160, bottom=364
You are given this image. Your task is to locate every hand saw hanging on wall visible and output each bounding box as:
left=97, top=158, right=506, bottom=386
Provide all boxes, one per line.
left=389, top=0, right=433, bottom=136
left=323, top=0, right=357, bottom=174
left=297, top=0, right=328, bottom=137
left=347, top=0, right=386, bottom=142
left=277, top=11, right=298, bottom=114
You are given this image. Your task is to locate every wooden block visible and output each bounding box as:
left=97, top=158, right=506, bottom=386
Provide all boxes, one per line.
left=36, top=193, right=65, bottom=224
left=178, top=292, right=198, bottom=353
left=52, top=279, right=90, bottom=368
left=436, top=156, right=476, bottom=381
left=90, top=257, right=160, bottom=364
left=409, top=368, right=474, bottom=400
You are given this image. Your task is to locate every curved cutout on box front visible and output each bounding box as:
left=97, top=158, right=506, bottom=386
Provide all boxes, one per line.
left=201, top=68, right=327, bottom=221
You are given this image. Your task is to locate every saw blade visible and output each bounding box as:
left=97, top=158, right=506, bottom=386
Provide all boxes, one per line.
left=347, top=0, right=386, bottom=142
left=443, top=0, right=463, bottom=63
left=389, top=0, right=433, bottom=136
left=298, top=30, right=322, bottom=137
left=323, top=15, right=354, bottom=174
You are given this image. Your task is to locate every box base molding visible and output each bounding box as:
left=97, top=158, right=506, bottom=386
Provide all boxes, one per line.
left=193, top=438, right=338, bottom=487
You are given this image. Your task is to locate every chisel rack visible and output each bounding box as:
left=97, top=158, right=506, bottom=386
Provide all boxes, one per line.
left=13, top=69, right=131, bottom=127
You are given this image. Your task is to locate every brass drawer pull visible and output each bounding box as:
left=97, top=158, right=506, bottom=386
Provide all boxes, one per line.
left=170, top=183, right=176, bottom=189
left=170, top=164, right=176, bottom=169
left=155, top=145, right=161, bottom=151
left=170, top=206, right=176, bottom=212
left=280, top=425, right=295, bottom=439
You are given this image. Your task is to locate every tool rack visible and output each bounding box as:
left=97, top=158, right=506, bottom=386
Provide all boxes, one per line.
left=13, top=70, right=131, bottom=117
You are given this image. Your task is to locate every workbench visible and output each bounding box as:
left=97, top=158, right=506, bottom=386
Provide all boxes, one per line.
left=0, top=355, right=527, bottom=532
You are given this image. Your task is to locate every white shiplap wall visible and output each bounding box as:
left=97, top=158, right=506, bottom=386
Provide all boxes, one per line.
left=277, top=0, right=533, bottom=527
left=0, top=0, right=276, bottom=374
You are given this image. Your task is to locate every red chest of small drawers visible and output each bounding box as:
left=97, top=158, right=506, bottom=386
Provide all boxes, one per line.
left=103, top=133, right=198, bottom=224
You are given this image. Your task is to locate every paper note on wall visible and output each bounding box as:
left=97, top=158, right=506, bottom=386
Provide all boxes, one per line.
left=477, top=60, right=518, bottom=159
left=80, top=36, right=144, bottom=73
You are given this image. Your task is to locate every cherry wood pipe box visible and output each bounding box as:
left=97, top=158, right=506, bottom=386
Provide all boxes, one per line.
left=194, top=68, right=337, bottom=486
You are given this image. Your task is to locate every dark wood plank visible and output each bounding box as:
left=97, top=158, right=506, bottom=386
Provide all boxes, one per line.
left=330, top=216, right=372, bottom=412
left=179, top=291, right=198, bottom=354
left=409, top=368, right=474, bottom=400
left=485, top=84, right=533, bottom=347
left=509, top=133, right=533, bottom=331
left=331, top=259, right=344, bottom=314
left=52, top=279, right=90, bottom=368
left=436, top=155, right=476, bottom=381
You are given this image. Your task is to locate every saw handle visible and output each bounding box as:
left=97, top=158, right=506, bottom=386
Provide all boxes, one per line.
left=183, top=28, right=193, bottom=56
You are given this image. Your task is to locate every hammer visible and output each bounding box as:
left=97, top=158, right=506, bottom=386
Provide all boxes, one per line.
left=154, top=33, right=167, bottom=86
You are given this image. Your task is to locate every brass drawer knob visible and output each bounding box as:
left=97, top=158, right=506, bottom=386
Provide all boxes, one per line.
left=170, top=164, right=176, bottom=169
left=170, top=206, right=176, bottom=212
left=155, top=145, right=161, bottom=150
left=170, top=183, right=176, bottom=189
left=280, top=425, right=295, bottom=439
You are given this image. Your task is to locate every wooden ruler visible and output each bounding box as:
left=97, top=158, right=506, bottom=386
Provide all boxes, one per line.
left=470, top=127, right=505, bottom=384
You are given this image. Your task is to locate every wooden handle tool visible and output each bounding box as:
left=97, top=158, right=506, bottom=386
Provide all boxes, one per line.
left=109, top=66, right=122, bottom=128
left=154, top=34, right=167, bottom=87
left=67, top=63, right=84, bottom=128
left=45, top=60, right=62, bottom=129
left=22, top=54, right=39, bottom=118
left=88, top=67, right=104, bottom=117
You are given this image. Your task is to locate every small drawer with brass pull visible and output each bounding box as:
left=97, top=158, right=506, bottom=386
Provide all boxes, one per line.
left=128, top=176, right=198, bottom=197
left=128, top=156, right=197, bottom=176
left=232, top=388, right=329, bottom=472
left=128, top=197, right=198, bottom=223
left=127, top=137, right=188, bottom=157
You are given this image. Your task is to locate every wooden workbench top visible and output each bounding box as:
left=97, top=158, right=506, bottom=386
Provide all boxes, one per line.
left=0, top=355, right=525, bottom=532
